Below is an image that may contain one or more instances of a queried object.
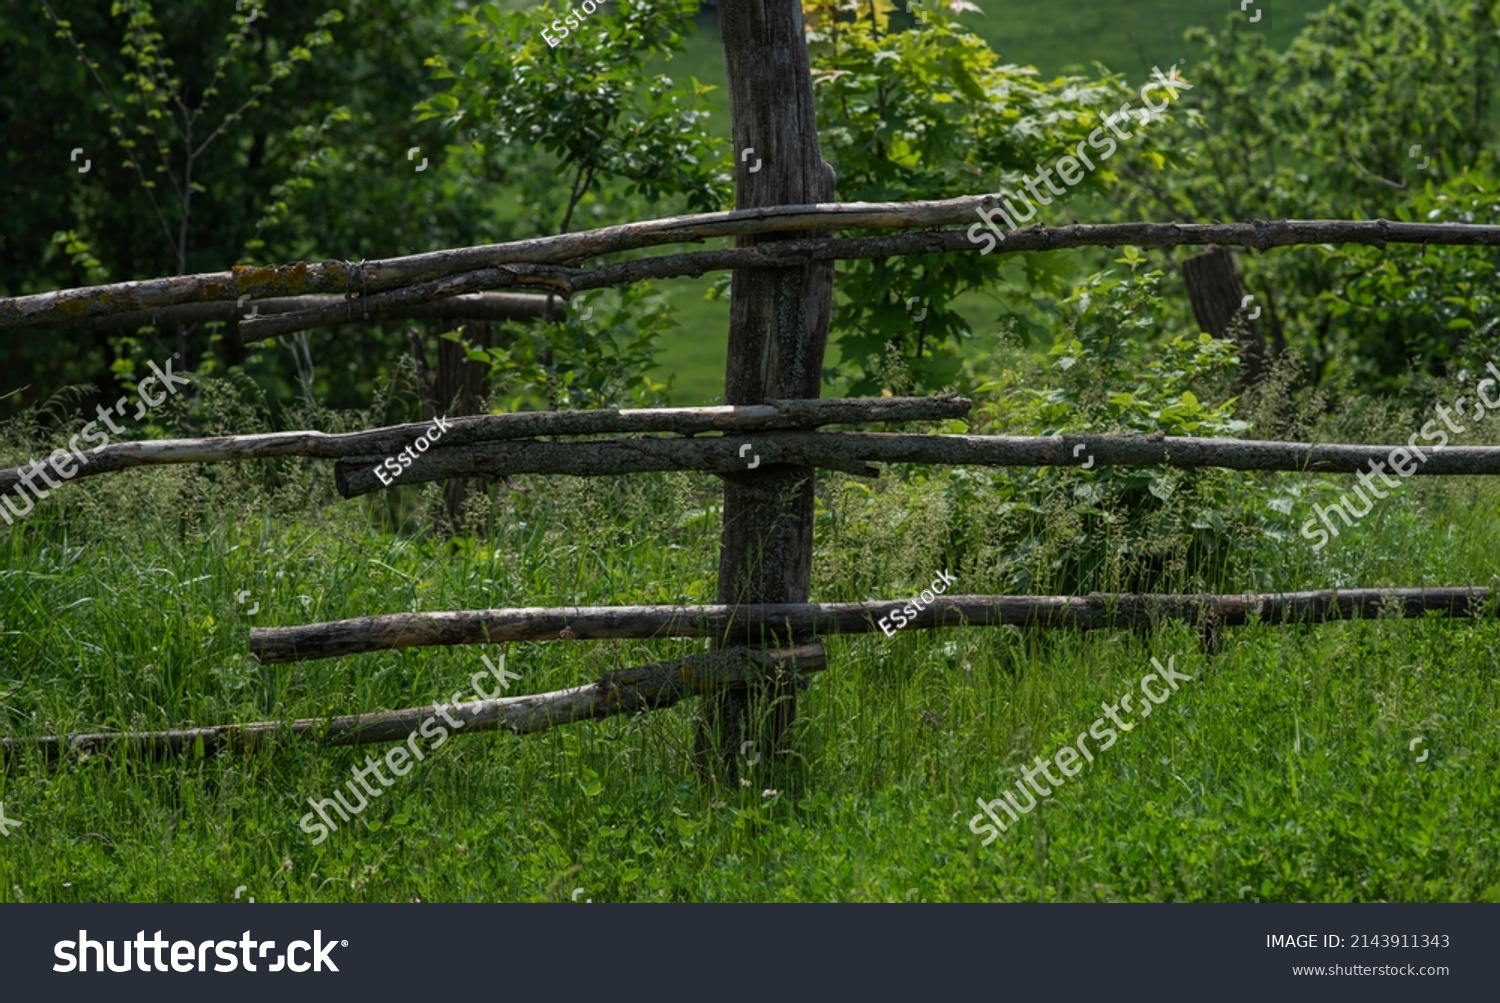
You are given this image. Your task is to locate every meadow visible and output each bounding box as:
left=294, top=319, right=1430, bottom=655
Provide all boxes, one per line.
left=0, top=376, right=1496, bottom=902
left=1, top=0, right=1495, bottom=905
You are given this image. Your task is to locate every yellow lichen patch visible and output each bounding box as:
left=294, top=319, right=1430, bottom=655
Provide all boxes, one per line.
left=247, top=268, right=279, bottom=291
left=230, top=259, right=346, bottom=296
left=230, top=264, right=262, bottom=293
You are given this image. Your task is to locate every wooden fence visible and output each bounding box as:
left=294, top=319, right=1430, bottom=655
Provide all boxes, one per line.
left=5, top=1, right=1500, bottom=773
left=7, top=218, right=1500, bottom=772
left=6, top=387, right=1500, bottom=768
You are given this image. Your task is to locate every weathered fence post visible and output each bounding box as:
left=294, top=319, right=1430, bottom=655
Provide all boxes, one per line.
left=695, top=0, right=837, bottom=780
left=411, top=320, right=493, bottom=533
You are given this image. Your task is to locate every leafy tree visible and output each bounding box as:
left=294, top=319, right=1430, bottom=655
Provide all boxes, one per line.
left=1, top=0, right=492, bottom=417
left=418, top=0, right=727, bottom=234
left=1313, top=168, right=1499, bottom=385
left=802, top=0, right=1187, bottom=393
left=41, top=0, right=342, bottom=279
left=1109, top=0, right=1500, bottom=394
left=415, top=0, right=730, bottom=407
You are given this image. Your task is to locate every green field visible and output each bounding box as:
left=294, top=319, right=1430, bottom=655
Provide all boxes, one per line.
left=1, top=382, right=1498, bottom=902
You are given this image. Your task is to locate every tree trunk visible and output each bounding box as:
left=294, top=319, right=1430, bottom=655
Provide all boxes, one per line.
left=695, top=0, right=837, bottom=782
left=1181, top=245, right=1272, bottom=391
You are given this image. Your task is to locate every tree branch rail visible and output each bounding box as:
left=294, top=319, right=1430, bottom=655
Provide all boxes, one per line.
left=0, top=641, right=826, bottom=765
left=6, top=204, right=1499, bottom=336
left=248, top=588, right=1494, bottom=663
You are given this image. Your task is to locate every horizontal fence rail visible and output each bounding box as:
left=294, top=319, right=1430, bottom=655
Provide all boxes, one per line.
left=0, top=396, right=969, bottom=494
left=7, top=209, right=1500, bottom=337
left=12, top=392, right=1500, bottom=498
left=249, top=588, right=1495, bottom=664
left=64, top=291, right=564, bottom=333
left=334, top=431, right=1500, bottom=497
left=8, top=206, right=1499, bottom=768
left=0, top=641, right=826, bottom=765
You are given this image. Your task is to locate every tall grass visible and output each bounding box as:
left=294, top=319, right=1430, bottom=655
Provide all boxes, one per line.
left=0, top=374, right=1496, bottom=902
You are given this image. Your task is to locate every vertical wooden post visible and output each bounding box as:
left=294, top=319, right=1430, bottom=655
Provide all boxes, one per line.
left=695, top=0, right=837, bottom=780
left=410, top=319, right=493, bottom=534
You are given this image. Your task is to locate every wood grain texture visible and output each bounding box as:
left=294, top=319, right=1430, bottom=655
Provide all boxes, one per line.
left=700, top=0, right=841, bottom=776
left=48, top=292, right=562, bottom=334
left=17, top=419, right=1497, bottom=499
left=331, top=429, right=1500, bottom=498
left=1182, top=246, right=1271, bottom=389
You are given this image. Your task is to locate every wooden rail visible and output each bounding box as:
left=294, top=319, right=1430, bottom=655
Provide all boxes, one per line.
left=7, top=213, right=1500, bottom=338
left=0, top=641, right=825, bottom=764
left=248, top=588, right=1495, bottom=663
left=0, top=395, right=969, bottom=494
left=62, top=291, right=564, bottom=333
left=333, top=431, right=1500, bottom=497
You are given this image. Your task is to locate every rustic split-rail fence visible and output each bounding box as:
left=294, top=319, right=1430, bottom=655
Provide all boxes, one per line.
left=5, top=3, right=1500, bottom=775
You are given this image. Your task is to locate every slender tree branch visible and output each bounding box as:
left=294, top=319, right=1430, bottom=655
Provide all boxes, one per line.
left=191, top=16, right=256, bottom=128
left=192, top=78, right=276, bottom=161
left=1348, top=153, right=1408, bottom=191
left=177, top=122, right=192, bottom=273
left=39, top=0, right=177, bottom=253
left=559, top=162, right=596, bottom=235
left=117, top=2, right=187, bottom=208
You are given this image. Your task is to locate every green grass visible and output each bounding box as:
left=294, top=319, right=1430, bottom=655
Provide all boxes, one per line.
left=6, top=0, right=1492, bottom=906
left=1, top=382, right=1497, bottom=902
left=657, top=2, right=1322, bottom=92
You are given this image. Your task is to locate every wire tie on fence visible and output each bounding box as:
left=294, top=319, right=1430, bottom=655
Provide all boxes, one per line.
left=344, top=258, right=370, bottom=320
